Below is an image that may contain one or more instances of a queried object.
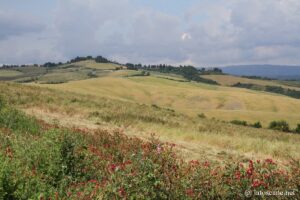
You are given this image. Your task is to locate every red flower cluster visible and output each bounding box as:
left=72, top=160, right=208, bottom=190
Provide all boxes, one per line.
left=235, top=170, right=241, bottom=180
left=186, top=188, right=194, bottom=197
left=246, top=160, right=254, bottom=178
left=265, top=158, right=275, bottom=165
left=109, top=160, right=132, bottom=172
left=252, top=179, right=266, bottom=188
left=118, top=187, right=127, bottom=197
left=189, top=160, right=200, bottom=166
left=5, top=146, right=13, bottom=159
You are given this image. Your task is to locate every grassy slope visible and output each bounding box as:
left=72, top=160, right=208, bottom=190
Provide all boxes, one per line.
left=0, top=69, right=23, bottom=77
left=202, top=74, right=300, bottom=91
left=0, top=60, right=124, bottom=83
left=1, top=82, right=299, bottom=162
left=36, top=75, right=300, bottom=128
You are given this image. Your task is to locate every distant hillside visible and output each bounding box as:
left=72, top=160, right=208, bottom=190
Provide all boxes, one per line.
left=223, top=65, right=300, bottom=80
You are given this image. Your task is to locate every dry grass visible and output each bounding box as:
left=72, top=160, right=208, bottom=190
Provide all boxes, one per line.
left=0, top=69, right=23, bottom=77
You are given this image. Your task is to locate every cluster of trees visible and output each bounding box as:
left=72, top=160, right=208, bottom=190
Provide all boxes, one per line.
left=233, top=82, right=300, bottom=99
left=125, top=63, right=220, bottom=85
left=125, top=63, right=223, bottom=75
left=69, top=56, right=93, bottom=63
left=199, top=67, right=223, bottom=75
left=230, top=119, right=300, bottom=134
left=69, top=55, right=112, bottom=64
left=242, top=76, right=274, bottom=80
left=42, top=62, right=61, bottom=68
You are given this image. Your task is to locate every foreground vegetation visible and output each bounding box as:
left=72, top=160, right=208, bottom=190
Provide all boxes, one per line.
left=0, top=96, right=299, bottom=199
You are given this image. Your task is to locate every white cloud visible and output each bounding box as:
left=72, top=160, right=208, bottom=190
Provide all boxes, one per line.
left=181, top=33, right=191, bottom=41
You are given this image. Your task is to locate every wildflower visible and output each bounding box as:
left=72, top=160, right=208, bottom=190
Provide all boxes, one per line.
left=247, top=168, right=253, bottom=177
left=265, top=158, right=275, bottom=164
left=118, top=187, right=126, bottom=197
left=5, top=147, right=13, bottom=159
left=109, top=164, right=118, bottom=172
left=77, top=192, right=82, bottom=197
left=89, top=179, right=98, bottom=184
left=186, top=189, right=194, bottom=197
left=189, top=160, right=200, bottom=166
left=264, top=174, right=270, bottom=179
left=252, top=179, right=261, bottom=188
left=203, top=161, right=210, bottom=168
left=235, top=170, right=241, bottom=180
left=257, top=160, right=261, bottom=164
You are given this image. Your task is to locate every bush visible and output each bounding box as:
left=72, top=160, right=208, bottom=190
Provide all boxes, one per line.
left=269, top=120, right=290, bottom=132
left=251, top=121, right=262, bottom=128
left=197, top=113, right=206, bottom=119
left=230, top=120, right=247, bottom=126
left=295, top=124, right=300, bottom=134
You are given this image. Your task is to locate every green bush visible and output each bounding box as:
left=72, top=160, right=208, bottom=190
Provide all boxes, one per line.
left=197, top=113, right=206, bottom=119
left=295, top=124, right=300, bottom=134
left=230, top=120, right=247, bottom=126
left=251, top=121, right=262, bottom=128
left=269, top=120, right=290, bottom=132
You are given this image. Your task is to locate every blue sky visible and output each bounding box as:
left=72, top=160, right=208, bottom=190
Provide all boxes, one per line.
left=1, top=0, right=300, bottom=66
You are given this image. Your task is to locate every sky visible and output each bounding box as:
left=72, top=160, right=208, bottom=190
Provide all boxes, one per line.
left=0, top=0, right=300, bottom=66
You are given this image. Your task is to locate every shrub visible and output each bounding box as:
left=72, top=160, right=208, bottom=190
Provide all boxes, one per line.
left=269, top=120, right=290, bottom=132
left=252, top=121, right=262, bottom=128
left=230, top=120, right=247, bottom=126
left=197, top=113, right=206, bottom=119
left=295, top=124, right=300, bottom=134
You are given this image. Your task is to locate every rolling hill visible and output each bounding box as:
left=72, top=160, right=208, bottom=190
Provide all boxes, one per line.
left=1, top=60, right=300, bottom=198
left=35, top=72, right=300, bottom=128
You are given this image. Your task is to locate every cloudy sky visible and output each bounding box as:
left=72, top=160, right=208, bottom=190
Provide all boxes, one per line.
left=1, top=0, right=300, bottom=66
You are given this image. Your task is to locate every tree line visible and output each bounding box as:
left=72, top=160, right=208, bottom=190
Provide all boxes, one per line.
left=125, top=63, right=223, bottom=85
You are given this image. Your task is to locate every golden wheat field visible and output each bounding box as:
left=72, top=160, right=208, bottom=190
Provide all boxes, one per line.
left=35, top=74, right=300, bottom=128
